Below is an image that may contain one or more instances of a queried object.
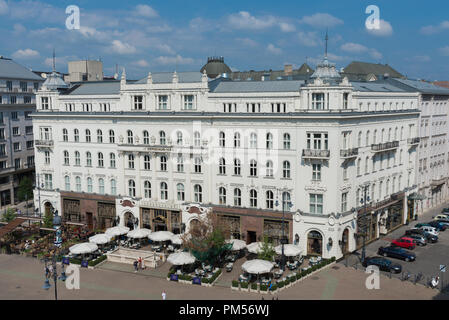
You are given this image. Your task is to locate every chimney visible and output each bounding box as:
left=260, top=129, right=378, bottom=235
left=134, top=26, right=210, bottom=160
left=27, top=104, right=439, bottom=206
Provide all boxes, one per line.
left=284, top=64, right=293, bottom=76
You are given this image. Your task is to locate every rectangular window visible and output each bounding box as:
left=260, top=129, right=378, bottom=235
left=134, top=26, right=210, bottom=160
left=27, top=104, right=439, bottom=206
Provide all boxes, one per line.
left=0, top=129, right=4, bottom=140
left=24, top=96, right=32, bottom=104
left=25, top=126, right=33, bottom=135
left=14, top=158, right=21, bottom=169
left=10, top=96, right=17, bottom=104
left=20, top=82, right=27, bottom=92
left=0, top=144, right=6, bottom=156
left=11, top=111, right=18, bottom=120
left=343, top=93, right=349, bottom=109
left=133, top=96, right=143, bottom=110
left=341, top=192, right=348, bottom=212
left=312, top=164, right=321, bottom=181
left=6, top=81, right=12, bottom=92
left=44, top=174, right=53, bottom=189
left=27, top=156, right=34, bottom=167
left=12, top=127, right=19, bottom=136
left=158, top=95, right=168, bottom=110
left=310, top=194, right=323, bottom=214
left=24, top=111, right=32, bottom=120
left=41, top=97, right=49, bottom=110
left=26, top=140, right=34, bottom=149
left=44, top=151, right=50, bottom=165
left=13, top=142, right=21, bottom=152
left=312, top=93, right=325, bottom=110
left=0, top=112, right=3, bottom=123
left=184, top=95, right=194, bottom=110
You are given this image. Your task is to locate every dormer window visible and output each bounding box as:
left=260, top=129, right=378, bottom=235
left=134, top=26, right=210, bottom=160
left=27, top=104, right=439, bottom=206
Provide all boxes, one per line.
left=183, top=95, right=194, bottom=110
left=311, top=93, right=325, bottom=110
left=133, top=96, right=143, bottom=110
left=158, top=95, right=168, bottom=110
left=41, top=97, right=49, bottom=110
left=343, top=93, right=349, bottom=109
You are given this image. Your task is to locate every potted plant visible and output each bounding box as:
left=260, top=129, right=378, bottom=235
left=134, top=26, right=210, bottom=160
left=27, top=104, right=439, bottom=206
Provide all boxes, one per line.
left=250, top=282, right=258, bottom=293
left=240, top=281, right=249, bottom=292
left=260, top=284, right=268, bottom=293
left=231, top=280, right=239, bottom=290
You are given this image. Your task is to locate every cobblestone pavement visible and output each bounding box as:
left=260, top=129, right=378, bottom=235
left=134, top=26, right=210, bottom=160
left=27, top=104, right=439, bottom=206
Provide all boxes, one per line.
left=0, top=254, right=446, bottom=300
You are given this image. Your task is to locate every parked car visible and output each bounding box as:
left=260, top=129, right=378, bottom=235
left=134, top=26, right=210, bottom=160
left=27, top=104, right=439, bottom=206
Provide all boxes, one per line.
left=405, top=228, right=439, bottom=243
left=415, top=223, right=432, bottom=229
left=426, top=221, right=447, bottom=231
left=418, top=226, right=439, bottom=236
left=433, top=214, right=449, bottom=222
left=441, top=208, right=449, bottom=214
left=391, top=237, right=416, bottom=250
left=406, top=234, right=427, bottom=246
left=378, top=246, right=416, bottom=262
left=362, top=256, right=402, bottom=273
left=434, top=219, right=449, bottom=227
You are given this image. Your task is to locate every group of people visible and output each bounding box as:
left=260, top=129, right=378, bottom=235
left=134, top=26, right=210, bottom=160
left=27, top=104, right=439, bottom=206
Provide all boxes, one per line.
left=133, top=257, right=146, bottom=272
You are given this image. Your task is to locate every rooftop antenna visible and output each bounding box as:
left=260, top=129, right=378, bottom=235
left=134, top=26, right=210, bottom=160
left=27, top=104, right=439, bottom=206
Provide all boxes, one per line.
left=324, top=28, right=329, bottom=59
left=52, top=48, right=56, bottom=72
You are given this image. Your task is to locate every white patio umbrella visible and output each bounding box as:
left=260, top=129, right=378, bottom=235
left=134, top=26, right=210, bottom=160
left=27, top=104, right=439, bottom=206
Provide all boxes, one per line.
left=167, top=252, right=196, bottom=266
left=241, top=259, right=274, bottom=275
left=127, top=228, right=152, bottom=239
left=275, top=244, right=302, bottom=257
left=105, top=226, right=130, bottom=236
left=226, top=239, right=246, bottom=251
left=148, top=231, right=174, bottom=242
left=89, top=234, right=113, bottom=245
left=246, top=242, right=264, bottom=254
left=69, top=242, right=98, bottom=254
left=170, top=234, right=183, bottom=245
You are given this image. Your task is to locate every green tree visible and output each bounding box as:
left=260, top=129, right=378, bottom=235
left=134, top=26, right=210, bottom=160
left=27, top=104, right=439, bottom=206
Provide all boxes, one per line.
left=43, top=209, right=53, bottom=228
left=258, top=236, right=276, bottom=261
left=2, top=208, right=17, bottom=223
left=17, top=176, right=33, bottom=203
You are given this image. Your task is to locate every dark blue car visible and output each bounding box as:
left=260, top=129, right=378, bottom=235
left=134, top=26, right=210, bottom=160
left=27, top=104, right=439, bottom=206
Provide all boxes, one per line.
left=377, top=246, right=416, bottom=262
left=426, top=221, right=447, bottom=231
left=362, top=256, right=402, bottom=273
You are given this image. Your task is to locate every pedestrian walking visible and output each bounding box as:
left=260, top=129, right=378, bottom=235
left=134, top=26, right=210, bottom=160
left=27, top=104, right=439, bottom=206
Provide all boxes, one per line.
left=45, top=265, right=50, bottom=279
left=162, top=290, right=166, bottom=300
left=133, top=260, right=138, bottom=273
left=138, top=257, right=142, bottom=270
left=48, top=264, right=53, bottom=278
left=141, top=258, right=145, bottom=270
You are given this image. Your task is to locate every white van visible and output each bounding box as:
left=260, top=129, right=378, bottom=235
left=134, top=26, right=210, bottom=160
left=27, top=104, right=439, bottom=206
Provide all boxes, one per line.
left=419, top=226, right=439, bottom=236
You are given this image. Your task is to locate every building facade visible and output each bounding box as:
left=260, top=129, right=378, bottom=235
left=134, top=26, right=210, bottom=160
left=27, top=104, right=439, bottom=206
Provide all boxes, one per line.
left=0, top=56, right=43, bottom=207
left=33, top=57, right=421, bottom=259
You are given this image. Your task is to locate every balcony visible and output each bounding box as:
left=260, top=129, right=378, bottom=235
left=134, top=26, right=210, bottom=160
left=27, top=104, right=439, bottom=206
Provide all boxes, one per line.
left=431, top=178, right=446, bottom=187
left=302, top=149, right=330, bottom=160
left=371, top=141, right=399, bottom=153
left=340, top=148, right=359, bottom=159
left=407, top=137, right=420, bottom=146
left=35, top=140, right=54, bottom=147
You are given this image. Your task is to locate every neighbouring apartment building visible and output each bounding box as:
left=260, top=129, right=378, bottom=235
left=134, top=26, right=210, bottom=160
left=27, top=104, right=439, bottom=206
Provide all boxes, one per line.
left=0, top=56, right=43, bottom=207
left=33, top=53, right=426, bottom=260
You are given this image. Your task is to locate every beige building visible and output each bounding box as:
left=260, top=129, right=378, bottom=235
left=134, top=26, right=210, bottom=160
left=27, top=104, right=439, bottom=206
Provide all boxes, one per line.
left=64, top=60, right=104, bottom=83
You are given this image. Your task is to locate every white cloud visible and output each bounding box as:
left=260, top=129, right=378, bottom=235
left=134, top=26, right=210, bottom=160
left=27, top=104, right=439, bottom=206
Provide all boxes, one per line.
left=154, top=55, right=194, bottom=65
left=366, top=19, right=393, bottom=37
left=297, top=31, right=320, bottom=47
left=110, top=40, right=137, bottom=55
left=267, top=44, right=282, bottom=55
left=156, top=44, right=175, bottom=55
left=13, top=24, right=26, bottom=34
left=340, top=42, right=382, bottom=60
left=227, top=11, right=277, bottom=30
left=132, top=59, right=149, bottom=67
left=12, top=49, right=40, bottom=59
left=299, top=13, right=343, bottom=28
left=440, top=46, right=449, bottom=56
left=135, top=4, right=158, bottom=18
left=279, top=22, right=296, bottom=32
left=0, top=0, right=8, bottom=15
left=236, top=38, right=258, bottom=47
left=421, top=21, right=449, bottom=35
left=407, top=55, right=431, bottom=62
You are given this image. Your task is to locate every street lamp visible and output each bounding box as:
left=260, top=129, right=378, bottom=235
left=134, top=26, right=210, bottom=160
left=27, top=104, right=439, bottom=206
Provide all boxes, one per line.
left=42, top=254, right=67, bottom=300
left=275, top=190, right=293, bottom=272
left=359, top=184, right=370, bottom=263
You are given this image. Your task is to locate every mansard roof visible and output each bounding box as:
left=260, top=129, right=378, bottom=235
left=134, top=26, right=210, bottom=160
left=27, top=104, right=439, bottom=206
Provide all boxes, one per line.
left=0, top=57, right=44, bottom=81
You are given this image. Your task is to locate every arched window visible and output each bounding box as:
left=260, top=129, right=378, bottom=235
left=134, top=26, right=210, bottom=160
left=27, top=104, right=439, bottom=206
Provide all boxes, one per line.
left=219, top=131, right=225, bottom=147
left=194, top=131, right=201, bottom=147
left=234, top=158, right=241, bottom=175
left=373, top=130, right=377, bottom=144
left=176, top=183, right=184, bottom=201
left=144, top=181, right=152, bottom=198
left=63, top=151, right=69, bottom=165
left=98, top=152, right=104, bottom=167
left=250, top=189, right=258, bottom=208
left=357, top=158, right=361, bottom=175
left=250, top=160, right=257, bottom=177
left=110, top=179, right=117, bottom=195
left=128, top=180, right=136, bottom=197
left=388, top=128, right=392, bottom=141
left=400, top=127, right=404, bottom=140
left=109, top=130, right=115, bottom=143
left=381, top=129, right=385, bottom=143
left=74, top=129, right=79, bottom=142
left=160, top=156, right=167, bottom=171
left=63, top=129, right=68, bottom=142
left=250, top=133, right=257, bottom=148
left=219, top=187, right=226, bottom=205
left=366, top=130, right=370, bottom=146
left=282, top=192, right=292, bottom=211
left=176, top=131, right=183, bottom=145
left=98, top=178, right=104, bottom=194
left=97, top=130, right=103, bottom=143
left=143, top=130, right=150, bottom=145
left=234, top=132, right=241, bottom=148
left=266, top=132, right=273, bottom=149
left=266, top=161, right=273, bottom=177
left=283, top=133, right=291, bottom=150
left=144, top=155, right=151, bottom=170
left=194, top=184, right=202, bottom=202
left=357, top=131, right=362, bottom=147
left=87, top=177, right=93, bottom=193
left=365, top=156, right=369, bottom=174
left=266, top=190, right=274, bottom=209
left=161, top=182, right=168, bottom=200
left=128, top=154, right=135, bottom=169
left=219, top=158, right=226, bottom=175
left=110, top=153, right=116, bottom=168
left=75, top=151, right=80, bottom=166
left=75, top=176, right=81, bottom=192
left=283, top=161, right=291, bottom=178
left=85, top=129, right=91, bottom=142
left=64, top=176, right=70, bottom=191
left=86, top=152, right=92, bottom=166
left=177, top=154, right=184, bottom=172
left=127, top=130, right=134, bottom=144
left=234, top=188, right=241, bottom=206
left=394, top=127, right=398, bottom=141
left=159, top=131, right=166, bottom=145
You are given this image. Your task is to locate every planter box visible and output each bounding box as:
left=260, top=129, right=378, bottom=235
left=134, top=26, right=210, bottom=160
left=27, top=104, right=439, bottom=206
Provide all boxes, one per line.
left=231, top=286, right=239, bottom=291
left=250, top=289, right=259, bottom=293
left=259, top=289, right=269, bottom=295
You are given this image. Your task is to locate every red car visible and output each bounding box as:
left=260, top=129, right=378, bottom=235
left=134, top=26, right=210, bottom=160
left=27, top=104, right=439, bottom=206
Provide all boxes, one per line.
left=391, top=237, right=416, bottom=250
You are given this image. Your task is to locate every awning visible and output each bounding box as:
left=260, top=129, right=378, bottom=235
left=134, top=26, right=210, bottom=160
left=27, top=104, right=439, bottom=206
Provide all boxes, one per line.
left=408, top=193, right=427, bottom=201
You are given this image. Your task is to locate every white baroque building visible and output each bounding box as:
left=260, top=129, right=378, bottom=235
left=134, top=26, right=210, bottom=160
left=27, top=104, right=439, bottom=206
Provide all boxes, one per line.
left=33, top=56, right=425, bottom=259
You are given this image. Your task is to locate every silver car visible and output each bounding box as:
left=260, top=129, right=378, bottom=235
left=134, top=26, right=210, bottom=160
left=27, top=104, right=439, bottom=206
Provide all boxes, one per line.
left=406, top=234, right=427, bottom=246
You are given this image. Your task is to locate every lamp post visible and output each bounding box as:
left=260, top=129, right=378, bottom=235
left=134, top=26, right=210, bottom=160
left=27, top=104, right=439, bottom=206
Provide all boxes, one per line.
left=360, top=184, right=370, bottom=263
left=42, top=253, right=67, bottom=300
left=275, top=190, right=293, bottom=272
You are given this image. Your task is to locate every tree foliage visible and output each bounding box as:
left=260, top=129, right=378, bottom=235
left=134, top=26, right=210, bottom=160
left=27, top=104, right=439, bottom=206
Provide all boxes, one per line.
left=181, top=212, right=232, bottom=266
left=2, top=208, right=17, bottom=223
left=258, top=236, right=276, bottom=261
left=17, top=176, right=33, bottom=202
left=43, top=209, right=53, bottom=229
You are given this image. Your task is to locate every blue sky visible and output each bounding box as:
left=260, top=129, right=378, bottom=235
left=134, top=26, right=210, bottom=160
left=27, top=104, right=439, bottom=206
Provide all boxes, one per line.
left=0, top=0, right=448, bottom=80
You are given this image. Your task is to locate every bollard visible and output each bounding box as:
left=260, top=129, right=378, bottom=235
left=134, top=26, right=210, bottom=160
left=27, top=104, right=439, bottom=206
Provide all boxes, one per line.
left=389, top=270, right=392, bottom=279
left=345, top=256, right=348, bottom=268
